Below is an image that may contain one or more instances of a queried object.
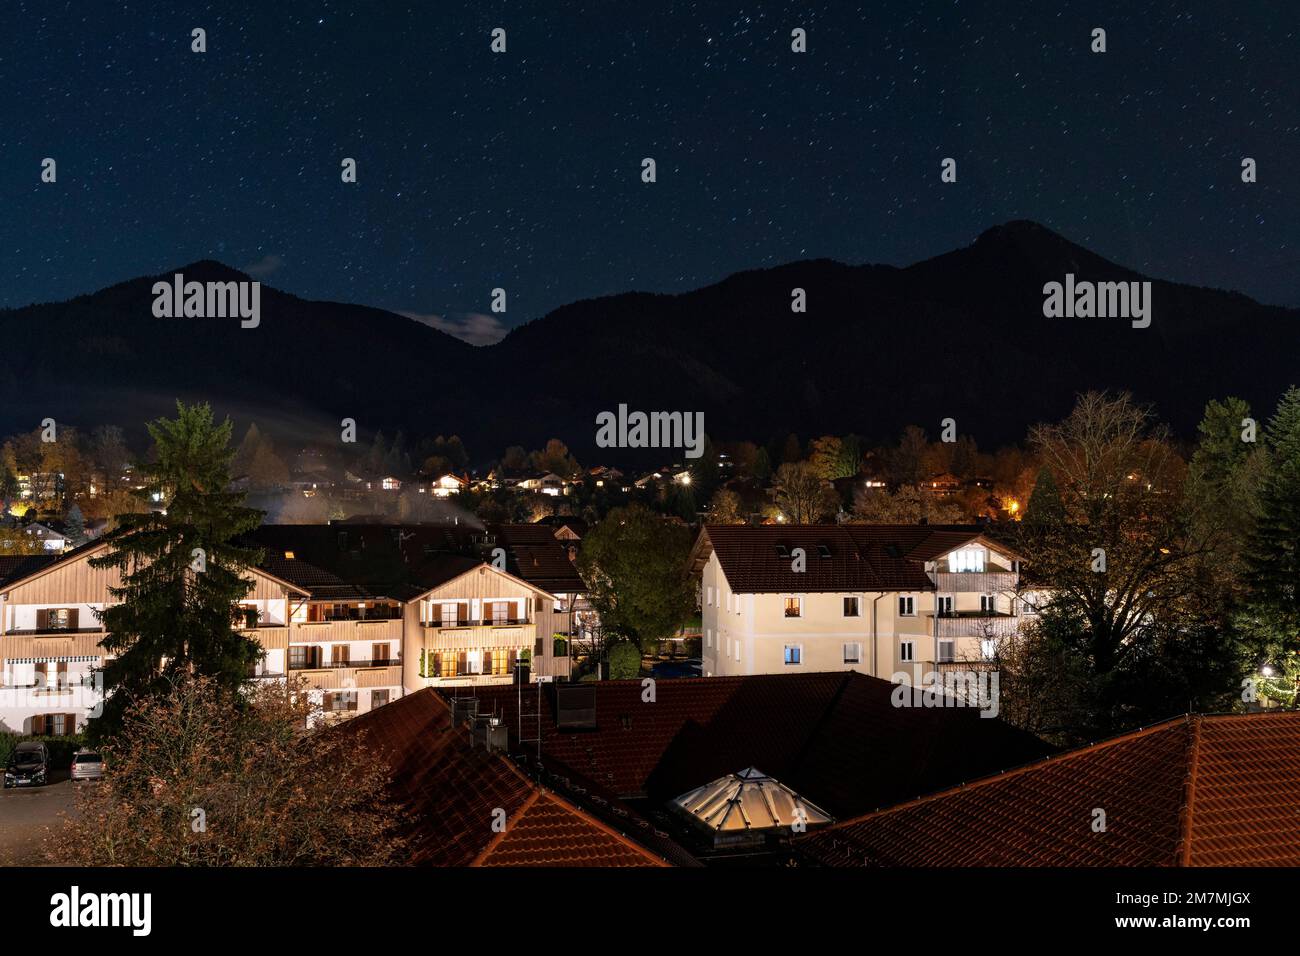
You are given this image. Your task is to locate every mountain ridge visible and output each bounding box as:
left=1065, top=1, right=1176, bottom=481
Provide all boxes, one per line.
left=1, top=221, right=1294, bottom=462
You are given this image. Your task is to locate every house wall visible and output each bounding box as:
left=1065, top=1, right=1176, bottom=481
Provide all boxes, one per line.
left=0, top=550, right=309, bottom=735
left=402, top=566, right=553, bottom=693
left=700, top=545, right=1026, bottom=685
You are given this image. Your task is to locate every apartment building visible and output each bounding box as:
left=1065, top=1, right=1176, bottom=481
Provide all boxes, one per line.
left=690, top=524, right=1030, bottom=682
left=0, top=541, right=306, bottom=735
left=248, top=523, right=578, bottom=691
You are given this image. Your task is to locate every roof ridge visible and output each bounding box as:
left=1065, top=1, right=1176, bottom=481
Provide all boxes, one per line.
left=471, top=789, right=542, bottom=866
left=787, top=671, right=857, bottom=782
left=1177, top=714, right=1203, bottom=867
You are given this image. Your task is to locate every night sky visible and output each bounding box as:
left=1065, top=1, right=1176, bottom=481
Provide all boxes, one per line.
left=3, top=1, right=1296, bottom=344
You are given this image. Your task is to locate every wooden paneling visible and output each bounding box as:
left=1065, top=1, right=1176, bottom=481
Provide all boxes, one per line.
left=290, top=619, right=402, bottom=644
left=932, top=572, right=1018, bottom=593
left=2, top=632, right=106, bottom=659
left=3, top=548, right=119, bottom=605
left=418, top=566, right=544, bottom=602
left=294, top=665, right=401, bottom=690
left=247, top=626, right=289, bottom=651
left=3, top=547, right=291, bottom=604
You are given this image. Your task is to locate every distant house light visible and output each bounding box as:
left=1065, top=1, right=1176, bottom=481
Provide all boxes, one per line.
left=284, top=550, right=295, bottom=560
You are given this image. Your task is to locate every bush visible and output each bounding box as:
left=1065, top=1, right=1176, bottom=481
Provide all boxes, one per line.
left=608, top=641, right=643, bottom=680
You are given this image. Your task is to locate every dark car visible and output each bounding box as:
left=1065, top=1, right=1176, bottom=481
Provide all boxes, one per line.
left=4, top=742, right=50, bottom=788
left=650, top=658, right=703, bottom=679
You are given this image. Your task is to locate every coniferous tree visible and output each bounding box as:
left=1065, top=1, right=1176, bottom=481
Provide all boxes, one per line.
left=1237, top=387, right=1300, bottom=665
left=88, top=402, right=265, bottom=740
left=1024, top=466, right=1066, bottom=526
left=64, top=503, right=86, bottom=545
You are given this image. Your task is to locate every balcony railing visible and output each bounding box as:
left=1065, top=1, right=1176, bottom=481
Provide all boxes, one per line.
left=422, top=618, right=532, bottom=628
left=934, top=613, right=1019, bottom=638
left=288, top=657, right=400, bottom=670
left=3, top=627, right=105, bottom=636
left=931, top=571, right=1018, bottom=593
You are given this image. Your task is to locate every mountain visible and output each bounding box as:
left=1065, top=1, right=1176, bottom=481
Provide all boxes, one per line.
left=2, top=223, right=1296, bottom=461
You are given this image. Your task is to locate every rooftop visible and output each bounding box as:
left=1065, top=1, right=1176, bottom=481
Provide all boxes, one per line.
left=337, top=688, right=671, bottom=867
left=795, top=711, right=1300, bottom=867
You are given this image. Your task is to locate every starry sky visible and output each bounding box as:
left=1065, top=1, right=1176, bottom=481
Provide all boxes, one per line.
left=2, top=0, right=1296, bottom=343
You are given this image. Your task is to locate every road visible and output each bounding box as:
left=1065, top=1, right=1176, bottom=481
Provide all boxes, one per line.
left=0, top=772, right=78, bottom=866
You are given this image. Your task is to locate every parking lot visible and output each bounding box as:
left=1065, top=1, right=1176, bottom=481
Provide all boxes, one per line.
left=0, top=772, right=77, bottom=866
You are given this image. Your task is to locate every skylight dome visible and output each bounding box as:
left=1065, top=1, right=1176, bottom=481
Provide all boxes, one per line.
left=671, top=767, right=832, bottom=848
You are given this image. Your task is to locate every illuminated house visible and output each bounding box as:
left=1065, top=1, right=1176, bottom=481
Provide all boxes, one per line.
left=690, top=524, right=1032, bottom=682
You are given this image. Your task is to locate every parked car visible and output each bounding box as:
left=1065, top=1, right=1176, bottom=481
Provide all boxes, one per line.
left=70, top=749, right=106, bottom=782
left=4, top=742, right=50, bottom=788
left=650, top=658, right=703, bottom=679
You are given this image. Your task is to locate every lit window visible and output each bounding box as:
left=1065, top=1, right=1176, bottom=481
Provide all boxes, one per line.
left=784, top=597, right=801, bottom=618
left=950, top=547, right=986, bottom=573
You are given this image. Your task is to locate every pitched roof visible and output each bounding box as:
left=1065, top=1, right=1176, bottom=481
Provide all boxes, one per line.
left=467, top=672, right=1053, bottom=819
left=0, top=539, right=109, bottom=592
left=795, top=711, right=1300, bottom=867
left=692, top=524, right=1010, bottom=593
left=492, top=523, right=587, bottom=593
left=249, top=524, right=504, bottom=600
left=338, top=689, right=670, bottom=867
left=0, top=553, right=60, bottom=589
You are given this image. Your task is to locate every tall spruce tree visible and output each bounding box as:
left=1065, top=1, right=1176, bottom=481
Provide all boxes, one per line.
left=1024, top=466, right=1066, bottom=526
left=88, top=402, right=265, bottom=739
left=1238, top=387, right=1300, bottom=665
left=64, top=503, right=86, bottom=545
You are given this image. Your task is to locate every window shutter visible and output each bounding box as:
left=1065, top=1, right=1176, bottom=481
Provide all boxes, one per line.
left=433, top=652, right=442, bottom=677
left=36, top=609, right=49, bottom=630
left=68, top=608, right=79, bottom=630
left=483, top=650, right=493, bottom=674
left=457, top=651, right=467, bottom=675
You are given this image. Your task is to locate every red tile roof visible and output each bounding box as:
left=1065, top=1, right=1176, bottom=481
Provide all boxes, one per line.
left=692, top=524, right=1011, bottom=594
left=468, top=672, right=1053, bottom=819
left=492, top=523, right=588, bottom=594
left=796, top=711, right=1300, bottom=867
left=474, top=790, right=670, bottom=867
left=338, top=688, right=668, bottom=867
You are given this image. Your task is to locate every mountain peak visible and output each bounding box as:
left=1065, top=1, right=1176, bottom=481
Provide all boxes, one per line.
left=161, top=260, right=254, bottom=283
left=974, top=220, right=1062, bottom=244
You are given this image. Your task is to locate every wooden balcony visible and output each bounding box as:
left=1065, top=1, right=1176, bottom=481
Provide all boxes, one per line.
left=290, top=619, right=402, bottom=644
left=292, top=664, right=402, bottom=690
left=931, top=571, right=1018, bottom=593
left=243, top=625, right=289, bottom=651
left=2, top=631, right=107, bottom=659
left=425, top=622, right=535, bottom=651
